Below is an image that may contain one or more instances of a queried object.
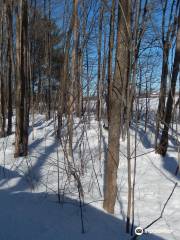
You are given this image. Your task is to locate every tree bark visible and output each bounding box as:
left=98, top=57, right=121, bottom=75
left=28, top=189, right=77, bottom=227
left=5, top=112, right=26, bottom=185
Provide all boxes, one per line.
left=103, top=0, right=130, bottom=214
left=6, top=0, right=13, bottom=136
left=107, top=0, right=115, bottom=125
left=14, top=0, right=29, bottom=157
left=96, top=5, right=104, bottom=121
left=57, top=1, right=75, bottom=138
left=0, top=1, right=6, bottom=138
left=155, top=0, right=177, bottom=147
left=156, top=12, right=180, bottom=156
left=67, top=0, right=78, bottom=157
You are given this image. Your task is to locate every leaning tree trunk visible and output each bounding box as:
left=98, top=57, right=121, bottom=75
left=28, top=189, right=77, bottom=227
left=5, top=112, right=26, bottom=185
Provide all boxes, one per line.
left=103, top=0, right=130, bottom=214
left=14, top=0, right=29, bottom=157
left=156, top=12, right=180, bottom=156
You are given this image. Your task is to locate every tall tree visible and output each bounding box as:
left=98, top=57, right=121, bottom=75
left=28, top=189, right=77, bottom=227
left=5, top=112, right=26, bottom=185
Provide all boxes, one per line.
left=156, top=8, right=180, bottom=156
left=96, top=4, right=104, bottom=121
left=155, top=0, right=177, bottom=147
left=57, top=0, right=75, bottom=138
left=103, top=0, right=130, bottom=213
left=14, top=0, right=29, bottom=157
left=107, top=0, right=115, bottom=125
left=74, top=4, right=82, bottom=118
left=6, top=0, right=13, bottom=136
left=47, top=0, right=52, bottom=120
left=0, top=1, right=6, bottom=137
left=67, top=0, right=78, bottom=157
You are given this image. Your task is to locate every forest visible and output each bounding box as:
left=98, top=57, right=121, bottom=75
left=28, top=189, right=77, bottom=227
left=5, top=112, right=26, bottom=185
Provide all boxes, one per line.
left=0, top=0, right=179, bottom=239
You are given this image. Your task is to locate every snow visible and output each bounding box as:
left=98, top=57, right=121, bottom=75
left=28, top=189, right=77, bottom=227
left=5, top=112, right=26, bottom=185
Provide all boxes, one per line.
left=0, top=112, right=180, bottom=240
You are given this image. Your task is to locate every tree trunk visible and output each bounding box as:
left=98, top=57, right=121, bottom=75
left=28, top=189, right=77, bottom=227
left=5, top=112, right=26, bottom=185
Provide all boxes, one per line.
left=74, top=17, right=82, bottom=118
left=156, top=12, right=180, bottom=156
left=96, top=5, right=103, bottom=121
left=47, top=0, right=51, bottom=120
left=67, top=0, right=78, bottom=157
left=107, top=0, right=115, bottom=125
left=57, top=1, right=75, bottom=138
left=157, top=42, right=169, bottom=121
left=14, top=0, right=29, bottom=158
left=155, top=0, right=177, bottom=147
left=6, top=1, right=13, bottom=136
left=0, top=2, right=6, bottom=138
left=103, top=0, right=130, bottom=214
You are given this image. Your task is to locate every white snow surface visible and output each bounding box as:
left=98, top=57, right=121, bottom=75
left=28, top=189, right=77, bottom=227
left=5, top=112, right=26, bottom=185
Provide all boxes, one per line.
left=0, top=113, right=179, bottom=240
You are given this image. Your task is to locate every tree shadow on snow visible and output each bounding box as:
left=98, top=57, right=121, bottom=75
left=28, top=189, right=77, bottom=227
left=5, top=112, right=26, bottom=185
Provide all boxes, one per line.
left=9, top=137, right=59, bottom=191
left=130, top=122, right=154, bottom=149
left=161, top=154, right=180, bottom=180
left=131, top=121, right=180, bottom=180
left=131, top=120, right=178, bottom=150
left=0, top=166, right=167, bottom=240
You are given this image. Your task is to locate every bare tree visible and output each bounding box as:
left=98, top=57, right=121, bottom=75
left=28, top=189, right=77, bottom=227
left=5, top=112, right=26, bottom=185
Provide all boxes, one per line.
left=103, top=0, right=130, bottom=214
left=96, top=4, right=104, bottom=122
left=67, top=0, right=78, bottom=157
left=107, top=0, right=115, bottom=125
left=6, top=1, right=14, bottom=136
left=156, top=8, right=180, bottom=156
left=155, top=0, right=177, bottom=147
left=14, top=0, right=29, bottom=157
left=0, top=1, right=6, bottom=138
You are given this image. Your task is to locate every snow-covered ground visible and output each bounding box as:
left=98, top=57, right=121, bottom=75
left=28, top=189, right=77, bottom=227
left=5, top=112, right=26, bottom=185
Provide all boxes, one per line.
left=0, top=112, right=179, bottom=240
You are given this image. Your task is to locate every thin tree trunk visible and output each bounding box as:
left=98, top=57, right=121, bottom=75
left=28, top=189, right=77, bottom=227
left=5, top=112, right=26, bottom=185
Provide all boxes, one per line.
left=67, top=0, right=78, bottom=157
left=57, top=14, right=71, bottom=137
left=96, top=5, right=103, bottom=121
left=0, top=2, right=6, bottom=137
left=75, top=19, right=82, bottom=118
left=47, top=0, right=51, bottom=120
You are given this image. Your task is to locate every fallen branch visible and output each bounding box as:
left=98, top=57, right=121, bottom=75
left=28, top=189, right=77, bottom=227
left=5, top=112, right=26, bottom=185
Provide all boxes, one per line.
left=143, top=182, right=178, bottom=231
left=131, top=182, right=178, bottom=239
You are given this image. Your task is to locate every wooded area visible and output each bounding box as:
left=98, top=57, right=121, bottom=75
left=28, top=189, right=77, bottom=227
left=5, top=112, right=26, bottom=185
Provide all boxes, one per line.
left=0, top=0, right=179, bottom=239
